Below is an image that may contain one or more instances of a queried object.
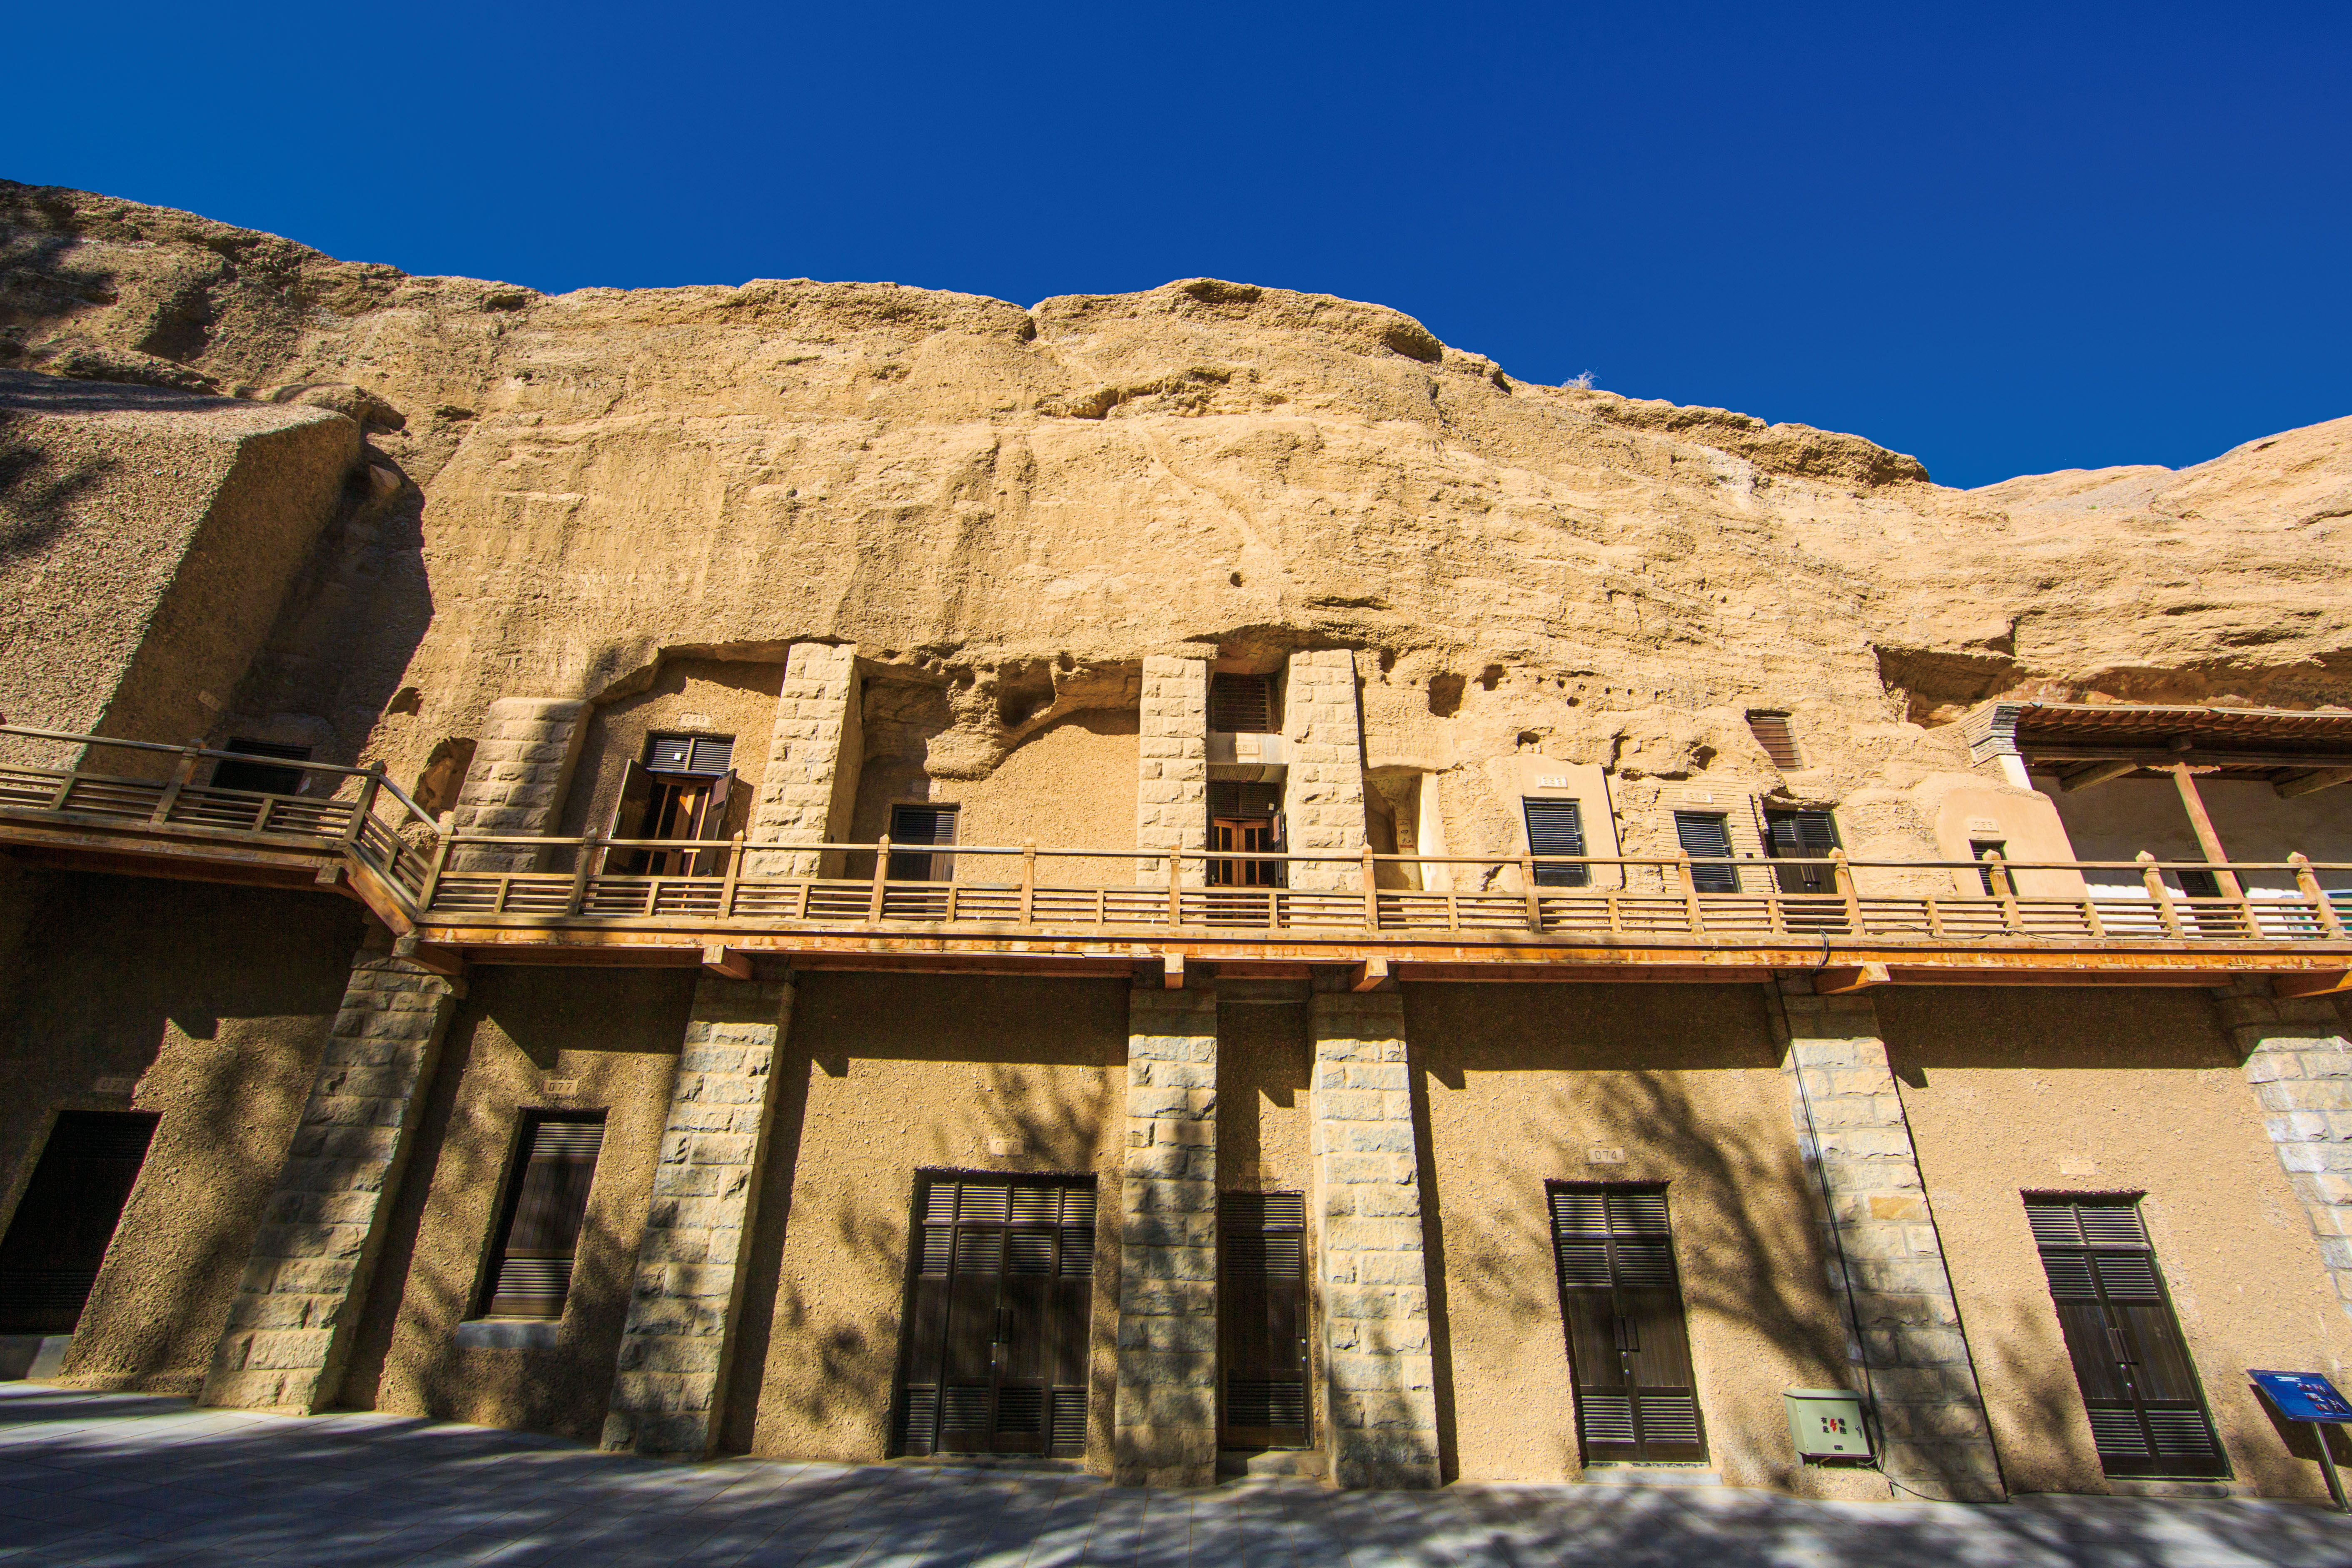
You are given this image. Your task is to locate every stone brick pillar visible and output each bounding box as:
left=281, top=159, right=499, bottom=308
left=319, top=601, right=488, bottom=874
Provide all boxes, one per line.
left=745, top=643, right=861, bottom=879
left=1308, top=988, right=1440, bottom=1488
left=1113, top=984, right=1218, bottom=1486
left=449, top=696, right=590, bottom=870
left=1137, top=656, right=1208, bottom=887
left=202, top=942, right=459, bottom=1412
left=1283, top=651, right=1367, bottom=893
left=1777, top=980, right=2005, bottom=1501
left=2219, top=980, right=2352, bottom=1319
left=603, top=977, right=793, bottom=1457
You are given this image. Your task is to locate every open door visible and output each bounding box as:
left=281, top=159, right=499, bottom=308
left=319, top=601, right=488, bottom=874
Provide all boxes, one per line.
left=0, top=1113, right=159, bottom=1333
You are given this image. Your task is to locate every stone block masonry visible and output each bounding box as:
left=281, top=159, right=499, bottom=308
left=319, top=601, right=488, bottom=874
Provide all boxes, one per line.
left=746, top=643, right=861, bottom=879
left=1283, top=651, right=1368, bottom=893
left=201, top=942, right=459, bottom=1413
left=1309, top=989, right=1440, bottom=1488
left=604, top=977, right=793, bottom=1458
left=449, top=696, right=589, bottom=871
left=1137, top=656, right=1209, bottom=887
left=2222, top=980, right=2352, bottom=1320
left=1777, top=980, right=2005, bottom=1502
left=1113, top=984, right=1219, bottom=1486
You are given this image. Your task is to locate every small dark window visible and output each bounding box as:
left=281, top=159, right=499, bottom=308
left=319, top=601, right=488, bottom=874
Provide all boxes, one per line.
left=0, top=1112, right=160, bottom=1333
left=211, top=738, right=309, bottom=795
left=1762, top=810, right=1841, bottom=895
left=476, top=1114, right=604, bottom=1321
left=2026, top=1196, right=2227, bottom=1479
left=888, top=804, right=958, bottom=882
left=1970, top=840, right=2010, bottom=897
left=1672, top=812, right=1738, bottom=894
left=645, top=734, right=735, bottom=775
left=1524, top=799, right=1589, bottom=888
left=1210, top=674, right=1276, bottom=734
left=1747, top=712, right=1802, bottom=770
left=2174, top=868, right=2222, bottom=900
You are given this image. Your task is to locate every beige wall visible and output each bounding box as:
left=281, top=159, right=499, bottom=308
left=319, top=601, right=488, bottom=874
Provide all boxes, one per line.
left=1217, top=990, right=1312, bottom=1194
left=723, top=974, right=1129, bottom=1470
left=0, top=875, right=364, bottom=1395
left=1407, top=983, right=1881, bottom=1495
left=1932, top=784, right=2085, bottom=898
left=2037, top=774, right=2352, bottom=895
left=341, top=966, right=695, bottom=1442
left=559, top=658, right=787, bottom=843
left=1878, top=986, right=2350, bottom=1502
left=851, top=710, right=1140, bottom=886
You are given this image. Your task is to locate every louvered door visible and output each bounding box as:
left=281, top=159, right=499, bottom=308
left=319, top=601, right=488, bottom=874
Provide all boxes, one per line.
left=2028, top=1198, right=2227, bottom=1478
left=896, top=1176, right=1095, bottom=1458
left=478, top=1115, right=603, bottom=1319
left=1220, top=1192, right=1310, bottom=1448
left=1672, top=812, right=1739, bottom=895
left=1524, top=800, right=1590, bottom=887
left=1548, top=1184, right=1707, bottom=1463
left=0, top=1112, right=158, bottom=1333
left=1762, top=810, right=1841, bottom=895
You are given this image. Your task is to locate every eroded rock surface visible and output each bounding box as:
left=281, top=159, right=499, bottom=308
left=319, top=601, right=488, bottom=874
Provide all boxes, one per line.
left=2, top=178, right=2345, bottom=829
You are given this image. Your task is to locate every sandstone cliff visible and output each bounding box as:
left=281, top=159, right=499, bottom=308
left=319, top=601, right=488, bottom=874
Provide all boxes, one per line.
left=2, top=178, right=2345, bottom=850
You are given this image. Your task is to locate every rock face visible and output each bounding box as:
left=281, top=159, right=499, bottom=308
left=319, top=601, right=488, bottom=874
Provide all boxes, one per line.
left=2, top=177, right=2346, bottom=825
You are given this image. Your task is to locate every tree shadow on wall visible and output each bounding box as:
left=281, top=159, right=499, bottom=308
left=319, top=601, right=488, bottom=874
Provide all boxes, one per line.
left=0, top=409, right=115, bottom=569
left=1415, top=1058, right=1852, bottom=1488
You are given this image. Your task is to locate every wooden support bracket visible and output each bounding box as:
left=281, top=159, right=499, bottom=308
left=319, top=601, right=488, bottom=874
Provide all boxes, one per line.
left=1352, top=957, right=1393, bottom=992
left=313, top=863, right=346, bottom=889
left=2279, top=769, right=2352, bottom=800
left=1162, top=951, right=1185, bottom=990
left=701, top=943, right=753, bottom=981
left=2061, top=759, right=2143, bottom=792
left=1815, top=961, right=1891, bottom=995
left=2276, top=970, right=2352, bottom=1000
left=392, top=932, right=467, bottom=981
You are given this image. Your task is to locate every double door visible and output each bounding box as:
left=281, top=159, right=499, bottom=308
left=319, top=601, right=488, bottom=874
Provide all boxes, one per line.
left=895, top=1176, right=1094, bottom=1459
left=2029, top=1199, right=2227, bottom=1478
left=1220, top=1192, right=1311, bottom=1449
left=1548, top=1184, right=1707, bottom=1464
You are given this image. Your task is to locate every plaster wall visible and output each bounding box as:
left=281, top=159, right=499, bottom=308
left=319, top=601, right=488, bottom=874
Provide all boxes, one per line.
left=2035, top=774, right=2352, bottom=896
left=341, top=967, right=695, bottom=1443
left=1877, top=987, right=2352, bottom=1501
left=1216, top=991, right=1312, bottom=1195
left=723, top=974, right=1128, bottom=1471
left=1930, top=784, right=2086, bottom=898
left=0, top=875, right=362, bottom=1395
left=557, top=659, right=788, bottom=843
left=1406, top=983, right=1881, bottom=1496
left=850, top=711, right=1140, bottom=887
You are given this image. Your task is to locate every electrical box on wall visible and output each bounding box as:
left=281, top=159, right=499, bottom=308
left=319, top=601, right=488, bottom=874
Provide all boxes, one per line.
left=1785, top=1389, right=1871, bottom=1459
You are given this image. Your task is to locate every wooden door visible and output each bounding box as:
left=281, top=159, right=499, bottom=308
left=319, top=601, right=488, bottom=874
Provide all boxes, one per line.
left=478, top=1116, right=604, bottom=1319
left=1220, top=1192, right=1310, bottom=1449
left=1210, top=818, right=1282, bottom=887
left=636, top=776, right=715, bottom=877
left=0, top=1112, right=159, bottom=1333
left=2028, top=1199, right=2228, bottom=1478
left=895, top=1177, right=1095, bottom=1459
left=1549, top=1184, right=1707, bottom=1464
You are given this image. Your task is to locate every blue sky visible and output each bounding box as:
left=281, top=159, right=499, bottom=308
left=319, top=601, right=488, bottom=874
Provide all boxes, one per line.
left=7, top=2, right=2345, bottom=487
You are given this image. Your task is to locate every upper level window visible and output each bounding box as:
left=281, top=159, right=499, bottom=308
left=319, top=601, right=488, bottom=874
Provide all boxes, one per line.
left=1746, top=712, right=1802, bottom=771
left=1672, top=811, right=1738, bottom=894
left=1970, top=838, right=2010, bottom=896
left=1762, top=809, right=1841, bottom=895
left=1524, top=798, right=1590, bottom=888
left=1210, top=674, right=1277, bottom=734
left=613, top=733, right=737, bottom=875
left=887, top=804, right=958, bottom=882
left=646, top=733, right=734, bottom=775
left=212, top=738, right=309, bottom=795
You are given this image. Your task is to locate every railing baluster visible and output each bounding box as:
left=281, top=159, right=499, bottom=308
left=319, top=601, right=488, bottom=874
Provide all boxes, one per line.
left=1676, top=853, right=1704, bottom=935
left=254, top=794, right=277, bottom=834
left=1520, top=853, right=1543, bottom=931
left=148, top=741, right=205, bottom=825
left=418, top=819, right=453, bottom=911
left=341, top=764, right=384, bottom=857
left=1833, top=850, right=1862, bottom=937
left=722, top=832, right=744, bottom=919
left=568, top=830, right=601, bottom=916
left=1020, top=842, right=1036, bottom=927
left=1167, top=851, right=1182, bottom=930
left=2294, top=853, right=2343, bottom=940
left=2140, top=852, right=2185, bottom=940
left=1986, top=851, right=2023, bottom=934
left=869, top=835, right=892, bottom=923
left=1362, top=847, right=1379, bottom=931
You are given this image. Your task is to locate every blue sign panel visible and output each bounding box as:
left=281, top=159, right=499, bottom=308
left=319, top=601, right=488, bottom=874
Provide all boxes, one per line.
left=2252, top=1370, right=2352, bottom=1424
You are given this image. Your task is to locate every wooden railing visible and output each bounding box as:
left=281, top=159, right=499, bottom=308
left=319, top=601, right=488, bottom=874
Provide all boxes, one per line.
left=4, top=725, right=2347, bottom=952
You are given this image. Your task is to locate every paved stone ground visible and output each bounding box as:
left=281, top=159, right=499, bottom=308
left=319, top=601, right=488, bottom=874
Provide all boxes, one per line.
left=2, top=1386, right=2350, bottom=1567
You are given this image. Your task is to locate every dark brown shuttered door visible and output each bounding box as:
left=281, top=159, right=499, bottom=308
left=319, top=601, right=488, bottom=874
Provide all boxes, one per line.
left=478, top=1115, right=604, bottom=1319
left=895, top=1177, right=1095, bottom=1458
left=1672, top=812, right=1739, bottom=895
left=0, top=1112, right=159, bottom=1333
left=1220, top=1192, right=1310, bottom=1449
left=1762, top=809, right=1841, bottom=895
left=1549, top=1184, right=1707, bottom=1464
left=1209, top=674, right=1274, bottom=734
left=2028, top=1198, right=2228, bottom=1478
left=1524, top=800, right=1590, bottom=888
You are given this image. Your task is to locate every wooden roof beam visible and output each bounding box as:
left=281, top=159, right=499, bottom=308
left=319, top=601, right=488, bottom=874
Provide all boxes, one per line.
left=2277, top=970, right=2352, bottom=1000
left=2029, top=743, right=2352, bottom=770
left=2060, top=759, right=2143, bottom=792
left=2278, top=768, right=2352, bottom=800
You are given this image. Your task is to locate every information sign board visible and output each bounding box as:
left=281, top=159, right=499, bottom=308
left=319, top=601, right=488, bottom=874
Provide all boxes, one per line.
left=2252, top=1371, right=2352, bottom=1425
